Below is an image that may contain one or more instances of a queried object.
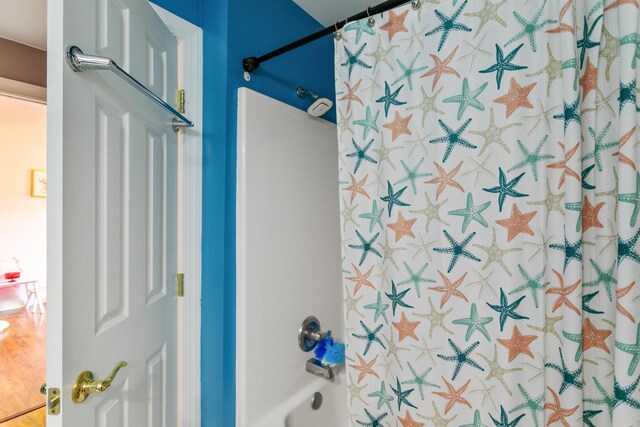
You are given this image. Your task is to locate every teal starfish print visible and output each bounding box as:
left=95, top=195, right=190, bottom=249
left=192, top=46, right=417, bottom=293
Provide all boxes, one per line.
left=618, top=228, right=640, bottom=265
left=394, top=157, right=432, bottom=194
left=510, top=384, right=544, bottom=427
left=552, top=98, right=581, bottom=132
left=402, top=362, right=439, bottom=400
left=507, top=135, right=554, bottom=182
left=381, top=181, right=410, bottom=216
left=346, top=138, right=377, bottom=173
left=385, top=280, right=414, bottom=315
left=582, top=409, right=603, bottom=427
left=352, top=320, right=386, bottom=355
left=581, top=164, right=596, bottom=190
left=470, top=108, right=520, bottom=155
left=437, top=339, right=484, bottom=381
left=562, top=330, right=583, bottom=362
left=433, top=230, right=481, bottom=273
left=448, top=193, right=490, bottom=233
left=577, top=14, right=604, bottom=69
left=452, top=303, right=493, bottom=341
left=349, top=230, right=382, bottom=266
left=582, top=290, right=604, bottom=315
left=341, top=43, right=372, bottom=78
left=505, top=0, right=556, bottom=52
left=490, top=405, right=525, bottom=427
left=397, top=261, right=436, bottom=298
left=367, top=381, right=394, bottom=412
left=359, top=200, right=384, bottom=232
left=620, top=32, right=640, bottom=68
left=375, top=81, right=406, bottom=117
left=618, top=79, right=638, bottom=112
left=424, top=0, right=472, bottom=51
left=581, top=122, right=617, bottom=172
left=487, top=288, right=529, bottom=332
left=479, top=43, right=527, bottom=90
left=356, top=408, right=388, bottom=427
left=429, top=118, right=476, bottom=162
left=545, top=347, right=582, bottom=394
left=509, top=265, right=548, bottom=308
left=615, top=323, right=640, bottom=376
left=584, top=259, right=617, bottom=302
left=585, top=376, right=640, bottom=419
left=483, top=168, right=528, bottom=212
left=391, top=377, right=417, bottom=411
left=443, top=78, right=488, bottom=120
left=549, top=234, right=583, bottom=273
left=391, top=52, right=428, bottom=90
left=565, top=200, right=583, bottom=232
left=464, top=0, right=507, bottom=36
left=619, top=172, right=640, bottom=227
left=344, top=19, right=375, bottom=44
left=354, top=106, right=380, bottom=139
left=461, top=409, right=490, bottom=427
left=364, top=292, right=389, bottom=324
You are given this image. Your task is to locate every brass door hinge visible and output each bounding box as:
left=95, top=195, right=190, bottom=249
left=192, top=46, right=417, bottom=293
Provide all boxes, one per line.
left=176, top=273, right=184, bottom=297
left=177, top=89, right=186, bottom=114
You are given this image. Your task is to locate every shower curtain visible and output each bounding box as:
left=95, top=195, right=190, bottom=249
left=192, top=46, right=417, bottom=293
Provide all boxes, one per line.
left=336, top=0, right=639, bottom=426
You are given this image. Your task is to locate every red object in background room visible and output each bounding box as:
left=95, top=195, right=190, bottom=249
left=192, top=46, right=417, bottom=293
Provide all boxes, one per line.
left=4, top=271, right=21, bottom=282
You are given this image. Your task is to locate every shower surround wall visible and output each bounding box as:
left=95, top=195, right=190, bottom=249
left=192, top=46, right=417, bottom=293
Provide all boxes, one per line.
left=236, top=88, right=343, bottom=427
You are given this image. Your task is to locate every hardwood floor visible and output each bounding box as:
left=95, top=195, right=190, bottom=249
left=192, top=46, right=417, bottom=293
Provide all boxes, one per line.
left=2, top=406, right=46, bottom=426
left=0, top=307, right=46, bottom=424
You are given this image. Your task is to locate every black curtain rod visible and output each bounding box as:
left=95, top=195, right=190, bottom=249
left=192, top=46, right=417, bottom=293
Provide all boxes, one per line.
left=242, top=0, right=413, bottom=73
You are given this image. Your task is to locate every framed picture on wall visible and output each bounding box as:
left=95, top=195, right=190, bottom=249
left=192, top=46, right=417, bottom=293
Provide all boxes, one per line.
left=31, top=169, right=47, bottom=198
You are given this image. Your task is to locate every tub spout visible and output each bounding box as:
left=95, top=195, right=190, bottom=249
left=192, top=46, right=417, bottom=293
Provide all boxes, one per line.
left=306, top=358, right=334, bottom=381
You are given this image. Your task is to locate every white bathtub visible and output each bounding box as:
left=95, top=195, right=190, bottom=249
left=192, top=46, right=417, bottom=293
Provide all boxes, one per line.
left=250, top=371, right=349, bottom=427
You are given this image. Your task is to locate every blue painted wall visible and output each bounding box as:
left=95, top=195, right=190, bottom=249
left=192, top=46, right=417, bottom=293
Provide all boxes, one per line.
left=153, top=0, right=335, bottom=426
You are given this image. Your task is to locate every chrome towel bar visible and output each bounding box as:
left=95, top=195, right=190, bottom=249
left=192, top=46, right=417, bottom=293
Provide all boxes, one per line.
left=65, top=46, right=194, bottom=131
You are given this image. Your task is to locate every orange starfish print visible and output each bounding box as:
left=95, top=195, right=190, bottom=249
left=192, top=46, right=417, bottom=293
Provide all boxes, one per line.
left=547, top=142, right=581, bottom=189
left=579, top=59, right=598, bottom=100
left=380, top=9, right=409, bottom=41
left=612, top=126, right=637, bottom=170
left=581, top=196, right=605, bottom=232
left=421, top=46, right=461, bottom=91
left=495, top=204, right=537, bottom=242
left=426, top=161, right=464, bottom=200
left=346, top=263, right=376, bottom=295
left=338, top=79, right=363, bottom=114
left=617, top=281, right=636, bottom=323
left=349, top=353, right=380, bottom=383
left=429, top=270, right=469, bottom=308
left=343, top=173, right=370, bottom=203
left=384, top=111, right=413, bottom=141
left=544, top=387, right=579, bottom=427
left=493, top=78, right=536, bottom=119
left=547, top=0, right=574, bottom=33
left=398, top=410, right=424, bottom=427
left=546, top=269, right=581, bottom=316
left=432, top=378, right=472, bottom=415
left=392, top=311, right=421, bottom=341
left=388, top=212, right=417, bottom=242
left=582, top=318, right=612, bottom=354
left=497, top=326, right=538, bottom=362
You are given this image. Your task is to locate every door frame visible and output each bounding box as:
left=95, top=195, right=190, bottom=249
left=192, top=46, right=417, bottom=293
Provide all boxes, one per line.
left=151, top=4, right=203, bottom=426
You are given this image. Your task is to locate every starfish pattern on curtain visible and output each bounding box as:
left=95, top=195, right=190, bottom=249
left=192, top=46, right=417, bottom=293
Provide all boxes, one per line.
left=335, top=0, right=640, bottom=426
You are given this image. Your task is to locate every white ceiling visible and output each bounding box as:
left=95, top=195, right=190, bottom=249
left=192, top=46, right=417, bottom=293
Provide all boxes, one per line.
left=0, top=0, right=46, bottom=50
left=292, top=0, right=365, bottom=27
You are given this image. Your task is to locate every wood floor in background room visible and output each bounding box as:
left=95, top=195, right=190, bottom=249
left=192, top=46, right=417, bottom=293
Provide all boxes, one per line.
left=0, top=307, right=46, bottom=425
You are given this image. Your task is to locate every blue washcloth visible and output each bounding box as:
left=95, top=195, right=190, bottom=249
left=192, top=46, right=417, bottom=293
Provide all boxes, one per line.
left=314, top=331, right=345, bottom=366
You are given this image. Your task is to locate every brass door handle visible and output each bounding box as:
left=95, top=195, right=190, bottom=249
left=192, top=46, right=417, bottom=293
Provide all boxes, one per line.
left=71, top=361, right=127, bottom=403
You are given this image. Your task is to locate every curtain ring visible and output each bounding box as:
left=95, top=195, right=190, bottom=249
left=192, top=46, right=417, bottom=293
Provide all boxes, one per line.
left=411, top=0, right=421, bottom=10
left=334, top=21, right=343, bottom=40
left=366, top=6, right=375, bottom=27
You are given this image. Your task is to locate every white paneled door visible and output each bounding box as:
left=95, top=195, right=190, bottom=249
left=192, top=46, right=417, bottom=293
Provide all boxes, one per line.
left=47, top=0, right=178, bottom=425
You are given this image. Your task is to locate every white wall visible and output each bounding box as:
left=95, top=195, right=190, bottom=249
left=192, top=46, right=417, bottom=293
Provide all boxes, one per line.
left=0, top=95, right=46, bottom=310
left=236, top=88, right=343, bottom=426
